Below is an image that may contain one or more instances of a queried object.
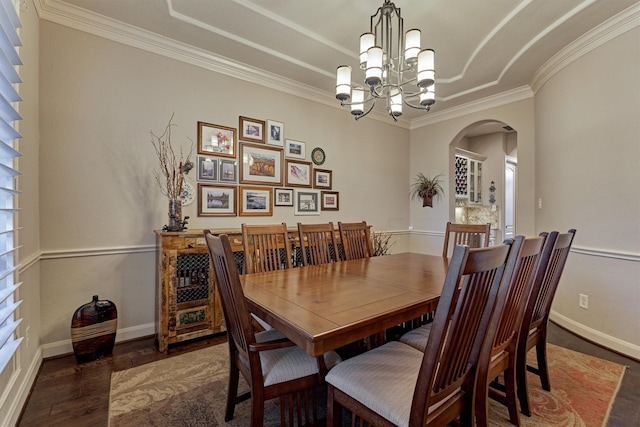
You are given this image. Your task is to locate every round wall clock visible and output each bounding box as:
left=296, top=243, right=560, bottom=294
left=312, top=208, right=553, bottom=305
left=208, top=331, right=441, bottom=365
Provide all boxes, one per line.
left=180, top=180, right=196, bottom=206
left=311, top=147, right=325, bottom=165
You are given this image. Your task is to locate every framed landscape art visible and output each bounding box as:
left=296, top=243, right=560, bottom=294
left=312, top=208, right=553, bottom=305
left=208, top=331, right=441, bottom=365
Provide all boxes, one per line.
left=197, top=122, right=236, bottom=158
left=197, top=184, right=236, bottom=217
left=285, top=139, right=306, bottom=159
left=294, top=189, right=320, bottom=215
left=274, top=187, right=294, bottom=206
left=239, top=185, right=273, bottom=216
left=266, top=120, right=284, bottom=146
left=313, top=169, right=332, bottom=189
left=197, top=156, right=218, bottom=181
left=219, top=159, right=238, bottom=183
left=240, top=143, right=283, bottom=186
left=285, top=159, right=312, bottom=187
left=321, top=191, right=339, bottom=210
left=239, top=116, right=265, bottom=143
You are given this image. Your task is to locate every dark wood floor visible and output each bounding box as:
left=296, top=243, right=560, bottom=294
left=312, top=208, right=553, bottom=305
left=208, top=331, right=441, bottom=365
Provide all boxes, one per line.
left=17, top=322, right=640, bottom=426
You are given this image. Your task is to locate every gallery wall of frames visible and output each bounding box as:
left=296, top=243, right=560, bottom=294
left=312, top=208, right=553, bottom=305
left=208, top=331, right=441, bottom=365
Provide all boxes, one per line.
left=185, top=116, right=338, bottom=218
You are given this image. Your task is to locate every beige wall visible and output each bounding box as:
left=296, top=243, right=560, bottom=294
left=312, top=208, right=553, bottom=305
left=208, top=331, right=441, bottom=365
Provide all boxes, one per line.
left=535, top=27, right=640, bottom=357
left=38, top=21, right=410, bottom=347
left=408, top=99, right=536, bottom=254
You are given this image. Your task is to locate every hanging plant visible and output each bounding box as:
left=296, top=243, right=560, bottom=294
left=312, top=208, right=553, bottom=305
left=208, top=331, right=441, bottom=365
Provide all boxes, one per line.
left=410, top=173, right=445, bottom=208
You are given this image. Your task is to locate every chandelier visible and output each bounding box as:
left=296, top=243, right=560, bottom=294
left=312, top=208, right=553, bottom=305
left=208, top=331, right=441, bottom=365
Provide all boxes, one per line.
left=335, top=0, right=435, bottom=121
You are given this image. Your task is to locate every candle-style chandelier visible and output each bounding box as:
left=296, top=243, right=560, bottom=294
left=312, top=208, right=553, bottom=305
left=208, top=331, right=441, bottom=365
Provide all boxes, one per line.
left=335, top=0, right=435, bottom=121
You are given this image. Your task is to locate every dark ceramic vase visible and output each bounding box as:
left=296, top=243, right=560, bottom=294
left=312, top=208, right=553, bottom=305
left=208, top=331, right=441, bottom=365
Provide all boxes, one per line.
left=70, top=295, right=117, bottom=363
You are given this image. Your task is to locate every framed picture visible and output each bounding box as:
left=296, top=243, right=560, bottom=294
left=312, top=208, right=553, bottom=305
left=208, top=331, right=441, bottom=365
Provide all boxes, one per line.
left=285, top=159, right=312, bottom=187
left=197, top=184, right=237, bottom=216
left=285, top=139, right=306, bottom=159
left=266, top=120, right=284, bottom=147
left=239, top=116, right=265, bottom=143
left=239, top=185, right=273, bottom=216
left=321, top=191, right=339, bottom=211
left=313, top=169, right=332, bottom=189
left=240, top=143, right=283, bottom=186
left=197, top=122, right=236, bottom=158
left=196, top=155, right=218, bottom=181
left=219, top=159, right=238, bottom=183
left=294, top=189, right=320, bottom=215
left=274, top=187, right=294, bottom=206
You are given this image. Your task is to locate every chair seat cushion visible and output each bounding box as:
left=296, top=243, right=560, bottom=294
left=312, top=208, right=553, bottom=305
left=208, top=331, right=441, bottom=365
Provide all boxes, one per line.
left=326, top=341, right=424, bottom=426
left=398, top=323, right=432, bottom=352
left=255, top=329, right=342, bottom=387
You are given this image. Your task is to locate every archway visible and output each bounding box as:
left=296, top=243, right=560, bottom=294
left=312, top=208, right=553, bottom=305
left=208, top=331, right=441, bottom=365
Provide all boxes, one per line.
left=448, top=120, right=517, bottom=244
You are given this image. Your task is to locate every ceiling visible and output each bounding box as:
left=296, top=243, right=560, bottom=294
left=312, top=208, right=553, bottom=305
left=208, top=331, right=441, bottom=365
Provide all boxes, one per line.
left=38, top=0, right=638, bottom=127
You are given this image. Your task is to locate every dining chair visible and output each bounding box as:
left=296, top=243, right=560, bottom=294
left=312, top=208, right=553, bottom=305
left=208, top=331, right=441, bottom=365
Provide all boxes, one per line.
left=297, top=222, right=340, bottom=266
left=516, top=229, right=576, bottom=417
left=203, top=231, right=341, bottom=427
left=338, top=221, right=373, bottom=260
left=326, top=241, right=514, bottom=427
left=442, top=221, right=491, bottom=258
left=475, top=234, right=547, bottom=427
left=241, top=223, right=293, bottom=274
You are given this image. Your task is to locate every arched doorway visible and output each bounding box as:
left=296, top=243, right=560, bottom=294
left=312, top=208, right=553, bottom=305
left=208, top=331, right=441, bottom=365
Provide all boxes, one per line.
left=449, top=121, right=517, bottom=244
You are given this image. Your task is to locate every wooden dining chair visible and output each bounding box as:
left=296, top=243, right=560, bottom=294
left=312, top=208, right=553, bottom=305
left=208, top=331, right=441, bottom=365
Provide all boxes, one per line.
left=442, top=221, right=491, bottom=258
left=326, top=241, right=514, bottom=427
left=338, top=221, right=373, bottom=260
left=475, top=234, right=547, bottom=427
left=297, top=222, right=340, bottom=266
left=516, top=229, right=576, bottom=417
left=203, top=231, right=341, bottom=426
left=241, top=223, right=293, bottom=274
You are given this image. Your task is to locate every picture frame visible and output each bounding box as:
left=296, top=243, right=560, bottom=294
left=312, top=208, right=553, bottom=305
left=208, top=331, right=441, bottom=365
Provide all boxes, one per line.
left=313, top=168, right=332, bottom=189
left=197, top=122, right=236, bottom=158
left=266, top=120, right=284, bottom=147
left=274, top=187, right=294, bottom=206
left=219, top=159, right=238, bottom=183
left=321, top=191, right=339, bottom=211
left=197, top=184, right=237, bottom=217
left=285, top=139, right=306, bottom=159
left=240, top=143, right=283, bottom=186
left=196, top=155, right=218, bottom=181
left=294, top=189, right=321, bottom=215
left=239, top=185, right=273, bottom=216
left=285, top=159, right=312, bottom=187
left=239, top=116, right=265, bottom=143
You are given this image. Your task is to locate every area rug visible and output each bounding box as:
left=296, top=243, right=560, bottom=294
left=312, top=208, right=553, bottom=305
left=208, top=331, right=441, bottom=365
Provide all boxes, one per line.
left=109, top=343, right=625, bottom=426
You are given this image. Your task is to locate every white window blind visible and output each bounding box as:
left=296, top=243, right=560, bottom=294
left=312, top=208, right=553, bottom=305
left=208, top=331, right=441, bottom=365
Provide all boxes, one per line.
left=0, top=0, right=22, bottom=374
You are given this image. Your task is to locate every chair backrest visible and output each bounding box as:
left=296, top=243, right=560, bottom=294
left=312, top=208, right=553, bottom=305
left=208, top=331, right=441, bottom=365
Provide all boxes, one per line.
left=241, top=223, right=293, bottom=273
left=297, top=222, right=340, bottom=265
left=410, top=241, right=513, bottom=424
left=442, top=222, right=491, bottom=258
left=487, top=234, right=547, bottom=357
left=338, top=221, right=373, bottom=260
left=524, top=229, right=576, bottom=332
left=204, top=231, right=256, bottom=366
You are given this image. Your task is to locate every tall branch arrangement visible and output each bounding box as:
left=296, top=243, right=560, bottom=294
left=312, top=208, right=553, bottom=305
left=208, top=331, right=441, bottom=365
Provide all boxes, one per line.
left=150, top=114, right=194, bottom=199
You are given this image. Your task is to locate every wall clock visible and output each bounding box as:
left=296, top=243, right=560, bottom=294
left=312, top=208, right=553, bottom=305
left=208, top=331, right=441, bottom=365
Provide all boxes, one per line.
left=311, top=147, right=325, bottom=165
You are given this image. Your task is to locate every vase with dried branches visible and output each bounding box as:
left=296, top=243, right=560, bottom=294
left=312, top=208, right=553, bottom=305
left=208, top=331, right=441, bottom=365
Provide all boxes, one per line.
left=150, top=114, right=194, bottom=231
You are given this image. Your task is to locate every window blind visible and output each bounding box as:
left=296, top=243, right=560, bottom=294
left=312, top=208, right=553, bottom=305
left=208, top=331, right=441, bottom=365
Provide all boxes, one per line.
left=0, top=0, right=22, bottom=374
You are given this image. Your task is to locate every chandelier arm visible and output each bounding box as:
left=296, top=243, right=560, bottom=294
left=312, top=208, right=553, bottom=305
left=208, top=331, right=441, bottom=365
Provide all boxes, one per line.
left=355, top=101, right=377, bottom=121
left=402, top=96, right=431, bottom=111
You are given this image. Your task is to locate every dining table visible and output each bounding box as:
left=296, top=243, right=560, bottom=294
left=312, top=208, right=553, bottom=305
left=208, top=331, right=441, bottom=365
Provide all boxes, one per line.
left=240, top=252, right=449, bottom=357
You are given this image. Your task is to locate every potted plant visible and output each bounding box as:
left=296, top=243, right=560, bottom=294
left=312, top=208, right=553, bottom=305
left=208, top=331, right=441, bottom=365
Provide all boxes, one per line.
left=410, top=173, right=445, bottom=207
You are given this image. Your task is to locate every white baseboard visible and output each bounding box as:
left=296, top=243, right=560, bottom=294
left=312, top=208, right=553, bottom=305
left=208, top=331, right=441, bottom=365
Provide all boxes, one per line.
left=41, top=322, right=156, bottom=359
left=550, top=310, right=640, bottom=361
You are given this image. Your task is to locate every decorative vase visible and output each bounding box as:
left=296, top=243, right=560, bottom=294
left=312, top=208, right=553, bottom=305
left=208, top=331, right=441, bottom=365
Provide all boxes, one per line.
left=422, top=195, right=433, bottom=207
left=166, top=197, right=184, bottom=232
left=70, top=295, right=117, bottom=363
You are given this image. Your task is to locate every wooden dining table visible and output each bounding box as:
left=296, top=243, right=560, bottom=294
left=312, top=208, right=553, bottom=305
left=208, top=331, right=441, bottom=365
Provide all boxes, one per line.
left=240, top=252, right=449, bottom=357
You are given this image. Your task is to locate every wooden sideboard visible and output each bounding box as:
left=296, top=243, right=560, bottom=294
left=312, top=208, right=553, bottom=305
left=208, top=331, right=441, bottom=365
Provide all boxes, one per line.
left=154, top=229, right=244, bottom=352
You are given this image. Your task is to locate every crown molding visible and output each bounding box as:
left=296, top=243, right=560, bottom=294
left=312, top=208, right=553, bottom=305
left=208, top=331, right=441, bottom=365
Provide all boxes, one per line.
left=531, top=3, right=640, bottom=94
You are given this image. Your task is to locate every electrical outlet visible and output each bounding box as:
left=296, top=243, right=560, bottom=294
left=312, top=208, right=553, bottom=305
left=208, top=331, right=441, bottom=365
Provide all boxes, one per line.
left=579, top=294, right=588, bottom=309
left=537, top=198, right=543, bottom=209
left=25, top=326, right=30, bottom=348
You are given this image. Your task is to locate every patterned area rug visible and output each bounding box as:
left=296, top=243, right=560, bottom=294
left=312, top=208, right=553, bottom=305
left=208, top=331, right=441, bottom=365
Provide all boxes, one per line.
left=109, top=343, right=624, bottom=426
